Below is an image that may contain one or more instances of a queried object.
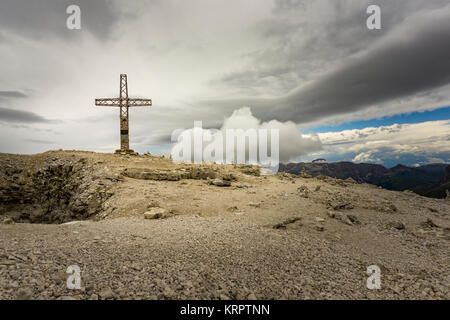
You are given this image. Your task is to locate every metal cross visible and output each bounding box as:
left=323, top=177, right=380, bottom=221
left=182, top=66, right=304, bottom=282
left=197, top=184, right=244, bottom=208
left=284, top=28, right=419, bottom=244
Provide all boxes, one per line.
left=95, top=74, right=152, bottom=154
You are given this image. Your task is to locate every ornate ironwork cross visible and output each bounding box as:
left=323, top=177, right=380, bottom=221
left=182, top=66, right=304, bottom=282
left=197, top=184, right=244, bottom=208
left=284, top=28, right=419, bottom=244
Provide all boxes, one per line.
left=95, top=74, right=152, bottom=154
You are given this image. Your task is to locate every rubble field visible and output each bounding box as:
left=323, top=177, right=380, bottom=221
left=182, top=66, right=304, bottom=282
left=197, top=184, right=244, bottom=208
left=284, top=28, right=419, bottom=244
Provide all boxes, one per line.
left=0, top=150, right=448, bottom=300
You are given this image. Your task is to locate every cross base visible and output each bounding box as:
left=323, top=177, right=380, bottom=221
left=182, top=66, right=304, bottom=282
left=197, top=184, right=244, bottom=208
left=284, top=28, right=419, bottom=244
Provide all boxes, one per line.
left=115, top=149, right=138, bottom=155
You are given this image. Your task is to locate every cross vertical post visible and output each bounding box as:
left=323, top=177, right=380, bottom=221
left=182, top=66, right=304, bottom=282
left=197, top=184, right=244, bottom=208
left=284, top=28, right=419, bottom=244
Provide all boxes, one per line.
left=94, top=74, right=152, bottom=154
left=119, top=74, right=130, bottom=151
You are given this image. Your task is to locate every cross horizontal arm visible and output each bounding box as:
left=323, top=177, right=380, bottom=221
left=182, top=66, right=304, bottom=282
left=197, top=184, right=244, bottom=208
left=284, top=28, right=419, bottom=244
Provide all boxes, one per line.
left=95, top=98, right=152, bottom=107
left=128, top=98, right=152, bottom=106
left=95, top=98, right=120, bottom=106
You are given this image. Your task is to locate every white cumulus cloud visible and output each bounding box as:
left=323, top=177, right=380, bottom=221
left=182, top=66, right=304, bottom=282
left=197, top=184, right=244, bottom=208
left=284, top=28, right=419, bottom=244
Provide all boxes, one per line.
left=171, top=107, right=322, bottom=165
left=311, top=120, right=450, bottom=166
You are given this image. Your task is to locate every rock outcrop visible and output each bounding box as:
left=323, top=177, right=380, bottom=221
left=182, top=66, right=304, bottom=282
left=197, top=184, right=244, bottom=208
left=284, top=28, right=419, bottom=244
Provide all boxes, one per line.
left=0, top=154, right=113, bottom=223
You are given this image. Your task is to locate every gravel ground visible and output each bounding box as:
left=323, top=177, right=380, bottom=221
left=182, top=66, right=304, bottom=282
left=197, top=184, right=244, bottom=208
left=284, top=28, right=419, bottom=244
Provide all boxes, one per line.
left=1, top=213, right=448, bottom=300
left=0, top=151, right=449, bottom=300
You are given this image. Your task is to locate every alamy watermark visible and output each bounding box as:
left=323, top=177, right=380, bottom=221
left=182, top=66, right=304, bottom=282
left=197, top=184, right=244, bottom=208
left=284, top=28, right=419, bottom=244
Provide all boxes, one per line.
left=366, top=265, right=381, bottom=289
left=170, top=121, right=280, bottom=173
left=66, top=4, right=379, bottom=31
left=366, top=5, right=381, bottom=30
left=66, top=5, right=81, bottom=30
left=66, top=264, right=81, bottom=290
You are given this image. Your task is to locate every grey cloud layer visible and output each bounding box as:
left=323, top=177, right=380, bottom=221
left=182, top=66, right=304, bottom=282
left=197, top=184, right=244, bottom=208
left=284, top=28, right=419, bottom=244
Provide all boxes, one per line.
left=203, top=4, right=450, bottom=124
left=0, top=91, right=27, bottom=99
left=0, top=107, right=50, bottom=123
left=276, top=8, right=450, bottom=123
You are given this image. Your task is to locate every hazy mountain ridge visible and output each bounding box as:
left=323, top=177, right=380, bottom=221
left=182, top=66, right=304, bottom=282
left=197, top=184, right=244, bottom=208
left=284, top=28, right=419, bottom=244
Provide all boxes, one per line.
left=278, top=162, right=449, bottom=198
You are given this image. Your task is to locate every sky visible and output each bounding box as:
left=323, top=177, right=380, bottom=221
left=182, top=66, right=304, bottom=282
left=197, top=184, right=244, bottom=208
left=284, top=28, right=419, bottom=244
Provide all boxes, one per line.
left=0, top=0, right=449, bottom=167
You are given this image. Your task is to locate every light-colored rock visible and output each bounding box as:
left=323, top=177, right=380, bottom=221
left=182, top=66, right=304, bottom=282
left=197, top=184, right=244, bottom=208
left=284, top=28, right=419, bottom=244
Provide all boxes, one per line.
left=1, top=217, right=14, bottom=224
left=15, top=288, right=33, bottom=300
left=248, top=202, right=260, bottom=208
left=297, top=185, right=309, bottom=198
left=144, top=207, right=168, bottom=219
left=346, top=214, right=360, bottom=225
left=388, top=221, right=405, bottom=230
left=314, top=225, right=325, bottom=232
left=209, top=178, right=231, bottom=187
left=247, top=292, right=257, bottom=300
left=57, top=296, right=78, bottom=300
left=60, top=221, right=82, bottom=226
left=99, top=287, right=115, bottom=300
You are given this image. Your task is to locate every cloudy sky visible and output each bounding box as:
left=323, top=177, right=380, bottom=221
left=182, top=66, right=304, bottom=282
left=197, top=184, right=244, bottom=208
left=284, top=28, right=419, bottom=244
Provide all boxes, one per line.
left=0, top=0, right=449, bottom=167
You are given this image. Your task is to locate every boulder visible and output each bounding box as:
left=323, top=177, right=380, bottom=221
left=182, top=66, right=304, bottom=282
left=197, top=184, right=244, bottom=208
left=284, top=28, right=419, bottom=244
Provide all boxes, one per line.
left=346, top=214, right=360, bottom=225
left=297, top=185, right=309, bottom=198
left=99, top=287, right=115, bottom=300
left=144, top=207, right=168, bottom=219
left=387, top=221, right=405, bottom=230
left=209, top=178, right=231, bottom=187
left=1, top=216, right=14, bottom=224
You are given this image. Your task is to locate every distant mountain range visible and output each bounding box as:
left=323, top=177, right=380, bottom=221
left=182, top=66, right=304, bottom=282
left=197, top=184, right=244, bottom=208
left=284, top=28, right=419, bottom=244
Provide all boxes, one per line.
left=278, top=161, right=450, bottom=199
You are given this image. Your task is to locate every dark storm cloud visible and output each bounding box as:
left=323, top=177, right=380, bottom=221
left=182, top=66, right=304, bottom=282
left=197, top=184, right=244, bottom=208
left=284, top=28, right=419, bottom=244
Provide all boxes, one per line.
left=0, top=0, right=121, bottom=40
left=0, top=107, right=50, bottom=123
left=218, top=0, right=450, bottom=93
left=0, top=91, right=27, bottom=98
left=202, top=5, right=450, bottom=124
